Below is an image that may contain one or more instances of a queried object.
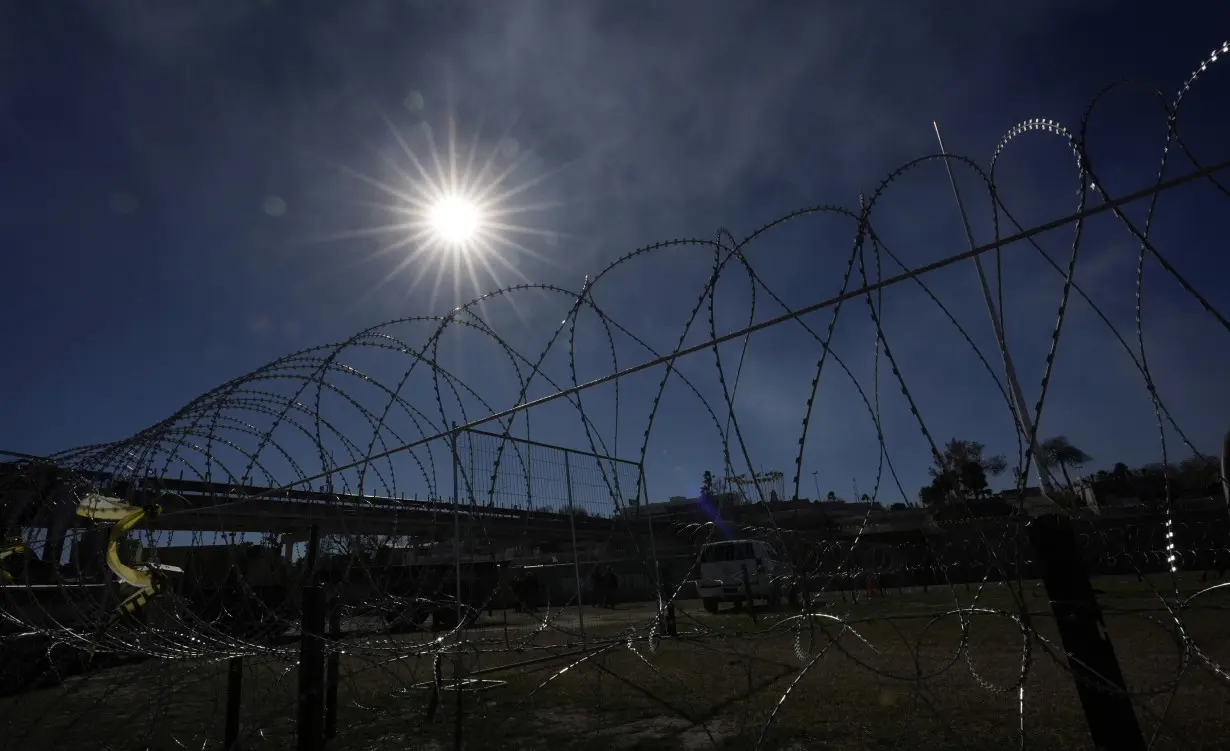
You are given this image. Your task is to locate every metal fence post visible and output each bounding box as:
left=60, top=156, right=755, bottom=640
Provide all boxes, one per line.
left=450, top=425, right=463, bottom=629
left=639, top=465, right=664, bottom=623
left=224, top=655, right=243, bottom=750
left=297, top=525, right=325, bottom=751
left=563, top=452, right=587, bottom=646
left=1221, top=430, right=1230, bottom=511
left=305, top=523, right=320, bottom=574
left=664, top=579, right=677, bottom=638
left=298, top=583, right=325, bottom=751
left=1028, top=514, right=1144, bottom=751
left=324, top=606, right=341, bottom=740
left=741, top=563, right=757, bottom=623
left=448, top=424, right=469, bottom=751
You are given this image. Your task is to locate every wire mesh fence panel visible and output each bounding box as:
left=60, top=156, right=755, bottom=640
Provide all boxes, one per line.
left=455, top=428, right=651, bottom=648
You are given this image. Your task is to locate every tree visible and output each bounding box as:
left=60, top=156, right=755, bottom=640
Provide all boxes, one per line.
left=701, top=470, right=715, bottom=500
left=1040, top=436, right=1093, bottom=488
left=860, top=494, right=870, bottom=502
left=929, top=439, right=1007, bottom=480
left=825, top=490, right=838, bottom=502
left=918, top=470, right=956, bottom=506
left=919, top=438, right=1006, bottom=505
left=324, top=534, right=384, bottom=563
left=1012, top=466, right=1027, bottom=489
left=1176, top=454, right=1220, bottom=496
left=959, top=461, right=990, bottom=499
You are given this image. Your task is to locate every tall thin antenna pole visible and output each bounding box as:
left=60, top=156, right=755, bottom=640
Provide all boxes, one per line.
left=451, top=424, right=463, bottom=623
left=932, top=122, right=1055, bottom=496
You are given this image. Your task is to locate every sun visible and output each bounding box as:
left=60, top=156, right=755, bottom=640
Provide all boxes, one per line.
left=315, top=110, right=564, bottom=312
left=429, top=196, right=481, bottom=246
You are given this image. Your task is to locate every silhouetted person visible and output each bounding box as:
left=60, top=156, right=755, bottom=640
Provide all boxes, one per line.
left=590, top=565, right=606, bottom=607
left=603, top=568, right=618, bottom=608
left=512, top=572, right=527, bottom=613
left=518, top=570, right=539, bottom=613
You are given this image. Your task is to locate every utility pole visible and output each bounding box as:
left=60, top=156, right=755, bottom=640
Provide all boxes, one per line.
left=811, top=471, right=821, bottom=500
left=932, top=122, right=1055, bottom=496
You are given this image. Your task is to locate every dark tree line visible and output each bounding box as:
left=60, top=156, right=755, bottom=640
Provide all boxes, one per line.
left=918, top=434, right=1222, bottom=509
left=1088, top=454, right=1222, bottom=507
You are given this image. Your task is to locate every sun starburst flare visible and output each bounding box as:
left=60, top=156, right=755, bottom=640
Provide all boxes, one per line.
left=305, top=105, right=567, bottom=315
left=429, top=195, right=482, bottom=247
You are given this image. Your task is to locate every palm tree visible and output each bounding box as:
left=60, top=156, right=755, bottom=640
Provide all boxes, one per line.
left=1040, top=436, right=1093, bottom=488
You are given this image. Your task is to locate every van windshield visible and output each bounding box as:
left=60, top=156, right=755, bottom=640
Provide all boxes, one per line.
left=700, top=542, right=755, bottom=563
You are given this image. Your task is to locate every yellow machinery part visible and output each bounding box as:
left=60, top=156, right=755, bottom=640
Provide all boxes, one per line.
left=0, top=540, right=27, bottom=585
left=105, top=507, right=154, bottom=590
left=76, top=494, right=161, bottom=590
left=75, top=494, right=165, bottom=652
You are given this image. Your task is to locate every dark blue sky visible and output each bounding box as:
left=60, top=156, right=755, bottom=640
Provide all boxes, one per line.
left=2, top=1, right=1229, bottom=506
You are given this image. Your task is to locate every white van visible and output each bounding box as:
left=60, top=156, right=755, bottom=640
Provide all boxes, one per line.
left=695, top=539, right=793, bottom=613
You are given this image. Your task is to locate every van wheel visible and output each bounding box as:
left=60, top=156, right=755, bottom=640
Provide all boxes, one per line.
left=702, top=598, right=719, bottom=614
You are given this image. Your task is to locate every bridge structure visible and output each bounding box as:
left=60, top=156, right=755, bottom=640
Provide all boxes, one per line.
left=124, top=477, right=643, bottom=544
left=2, top=437, right=662, bottom=565
left=0, top=475, right=660, bottom=567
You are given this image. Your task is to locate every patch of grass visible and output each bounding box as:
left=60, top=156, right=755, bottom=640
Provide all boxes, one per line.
left=3, top=586, right=1228, bottom=750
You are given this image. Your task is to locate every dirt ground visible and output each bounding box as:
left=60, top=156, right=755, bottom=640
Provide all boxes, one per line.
left=2, top=574, right=1228, bottom=750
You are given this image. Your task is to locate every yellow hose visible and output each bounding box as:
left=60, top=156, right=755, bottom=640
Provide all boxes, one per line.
left=76, top=494, right=161, bottom=589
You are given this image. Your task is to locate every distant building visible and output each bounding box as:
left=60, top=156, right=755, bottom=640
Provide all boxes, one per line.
left=621, top=491, right=742, bottom=520
left=1071, top=476, right=1143, bottom=515
left=812, top=500, right=876, bottom=516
